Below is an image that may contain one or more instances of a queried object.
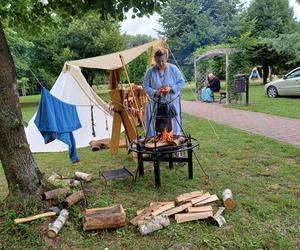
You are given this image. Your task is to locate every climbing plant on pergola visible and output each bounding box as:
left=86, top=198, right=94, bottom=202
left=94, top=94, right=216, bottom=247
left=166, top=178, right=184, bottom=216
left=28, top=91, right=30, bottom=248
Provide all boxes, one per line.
left=193, top=48, right=240, bottom=103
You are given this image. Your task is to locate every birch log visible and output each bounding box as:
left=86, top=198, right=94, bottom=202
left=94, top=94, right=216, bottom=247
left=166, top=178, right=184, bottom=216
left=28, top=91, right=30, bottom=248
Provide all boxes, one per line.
left=138, top=215, right=170, bottom=235
left=75, top=172, right=92, bottom=181
left=222, top=189, right=235, bottom=209
left=47, top=209, right=69, bottom=238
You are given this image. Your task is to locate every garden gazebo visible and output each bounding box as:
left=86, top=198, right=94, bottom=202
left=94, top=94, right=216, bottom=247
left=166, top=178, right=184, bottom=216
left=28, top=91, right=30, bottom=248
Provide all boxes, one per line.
left=194, top=48, right=238, bottom=103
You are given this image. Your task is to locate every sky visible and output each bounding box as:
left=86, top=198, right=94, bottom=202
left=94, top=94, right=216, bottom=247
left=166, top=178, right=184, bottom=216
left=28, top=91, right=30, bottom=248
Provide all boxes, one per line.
left=120, top=0, right=300, bottom=38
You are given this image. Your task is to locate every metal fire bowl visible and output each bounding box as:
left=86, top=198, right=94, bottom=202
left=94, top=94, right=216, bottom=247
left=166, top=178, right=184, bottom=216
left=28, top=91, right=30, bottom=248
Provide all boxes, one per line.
left=128, top=135, right=199, bottom=155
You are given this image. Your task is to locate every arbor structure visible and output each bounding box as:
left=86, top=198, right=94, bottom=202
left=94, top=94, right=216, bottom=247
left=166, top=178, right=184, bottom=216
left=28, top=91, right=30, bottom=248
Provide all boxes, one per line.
left=0, top=0, right=167, bottom=201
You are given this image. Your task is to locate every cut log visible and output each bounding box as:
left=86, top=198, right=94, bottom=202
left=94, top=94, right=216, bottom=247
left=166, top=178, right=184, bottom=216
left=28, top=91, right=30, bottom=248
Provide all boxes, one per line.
left=175, top=211, right=213, bottom=223
left=176, top=190, right=203, bottom=203
left=222, top=189, right=235, bottom=209
left=74, top=172, right=92, bottom=181
left=194, top=194, right=219, bottom=206
left=162, top=202, right=192, bottom=217
left=138, top=215, right=170, bottom=235
left=42, top=188, right=70, bottom=200
left=190, top=192, right=210, bottom=205
left=82, top=204, right=125, bottom=231
left=187, top=205, right=212, bottom=213
left=63, top=190, right=84, bottom=208
left=152, top=202, right=175, bottom=216
left=47, top=209, right=69, bottom=238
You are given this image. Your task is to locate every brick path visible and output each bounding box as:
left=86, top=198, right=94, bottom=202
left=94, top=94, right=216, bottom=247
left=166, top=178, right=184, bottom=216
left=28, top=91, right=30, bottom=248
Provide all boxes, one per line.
left=181, top=100, right=300, bottom=147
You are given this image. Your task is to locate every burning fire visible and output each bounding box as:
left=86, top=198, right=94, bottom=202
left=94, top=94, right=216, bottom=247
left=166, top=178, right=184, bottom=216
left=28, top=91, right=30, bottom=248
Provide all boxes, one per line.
left=160, top=128, right=173, bottom=143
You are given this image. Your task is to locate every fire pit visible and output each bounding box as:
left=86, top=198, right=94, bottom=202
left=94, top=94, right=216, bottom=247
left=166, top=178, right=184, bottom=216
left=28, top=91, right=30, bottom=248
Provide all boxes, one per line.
left=128, top=134, right=199, bottom=187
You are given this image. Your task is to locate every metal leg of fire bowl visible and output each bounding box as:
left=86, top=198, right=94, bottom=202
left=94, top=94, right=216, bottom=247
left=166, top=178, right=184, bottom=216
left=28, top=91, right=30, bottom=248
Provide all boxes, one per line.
left=137, top=151, right=144, bottom=177
left=188, top=143, right=193, bottom=179
left=153, top=158, right=161, bottom=187
left=168, top=153, right=173, bottom=169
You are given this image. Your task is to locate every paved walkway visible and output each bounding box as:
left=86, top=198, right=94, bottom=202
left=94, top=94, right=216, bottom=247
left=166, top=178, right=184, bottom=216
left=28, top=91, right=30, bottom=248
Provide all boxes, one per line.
left=181, top=100, right=300, bottom=147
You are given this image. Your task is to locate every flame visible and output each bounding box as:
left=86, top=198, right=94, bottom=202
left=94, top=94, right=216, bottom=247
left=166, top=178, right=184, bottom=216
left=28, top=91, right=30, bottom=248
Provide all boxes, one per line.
left=160, top=128, right=173, bottom=143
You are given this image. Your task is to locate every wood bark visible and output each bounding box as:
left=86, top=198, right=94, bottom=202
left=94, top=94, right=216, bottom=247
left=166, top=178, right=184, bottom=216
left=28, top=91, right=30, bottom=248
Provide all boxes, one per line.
left=63, top=190, right=84, bottom=208
left=0, top=21, right=44, bottom=197
left=47, top=209, right=69, bottom=238
left=42, top=188, right=70, bottom=200
left=82, top=204, right=125, bottom=231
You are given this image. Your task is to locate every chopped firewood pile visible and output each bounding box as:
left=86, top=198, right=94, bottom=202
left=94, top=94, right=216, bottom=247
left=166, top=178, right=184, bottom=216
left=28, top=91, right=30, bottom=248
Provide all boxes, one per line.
left=130, top=190, right=232, bottom=235
left=140, top=135, right=187, bottom=148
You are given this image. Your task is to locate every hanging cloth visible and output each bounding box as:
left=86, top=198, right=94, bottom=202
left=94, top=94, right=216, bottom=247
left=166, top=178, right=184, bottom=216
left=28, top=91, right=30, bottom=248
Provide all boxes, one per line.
left=34, top=87, right=82, bottom=163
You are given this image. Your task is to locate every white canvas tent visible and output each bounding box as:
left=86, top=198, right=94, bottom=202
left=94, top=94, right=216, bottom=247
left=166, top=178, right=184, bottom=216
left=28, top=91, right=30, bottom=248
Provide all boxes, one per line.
left=25, top=38, right=165, bottom=153
left=25, top=63, right=114, bottom=152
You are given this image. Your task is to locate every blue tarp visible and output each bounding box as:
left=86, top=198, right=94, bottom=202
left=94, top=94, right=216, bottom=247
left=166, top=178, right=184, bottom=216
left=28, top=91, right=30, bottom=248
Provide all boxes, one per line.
left=34, top=87, right=82, bottom=163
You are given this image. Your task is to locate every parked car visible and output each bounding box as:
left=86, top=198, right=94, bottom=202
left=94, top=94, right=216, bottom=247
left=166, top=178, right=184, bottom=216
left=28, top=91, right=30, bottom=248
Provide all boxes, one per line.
left=265, top=67, right=300, bottom=97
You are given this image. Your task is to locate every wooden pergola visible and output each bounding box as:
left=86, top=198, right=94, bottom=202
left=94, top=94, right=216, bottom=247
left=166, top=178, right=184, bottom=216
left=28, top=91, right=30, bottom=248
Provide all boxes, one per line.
left=193, top=48, right=238, bottom=103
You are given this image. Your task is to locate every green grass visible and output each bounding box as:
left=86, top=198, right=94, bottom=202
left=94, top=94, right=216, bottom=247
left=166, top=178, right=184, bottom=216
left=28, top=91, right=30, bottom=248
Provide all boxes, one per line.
left=1, top=95, right=300, bottom=249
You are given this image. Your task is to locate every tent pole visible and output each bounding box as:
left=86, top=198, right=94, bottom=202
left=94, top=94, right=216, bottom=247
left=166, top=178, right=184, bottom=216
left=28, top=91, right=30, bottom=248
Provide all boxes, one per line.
left=149, top=46, right=153, bottom=66
left=119, top=54, right=146, bottom=132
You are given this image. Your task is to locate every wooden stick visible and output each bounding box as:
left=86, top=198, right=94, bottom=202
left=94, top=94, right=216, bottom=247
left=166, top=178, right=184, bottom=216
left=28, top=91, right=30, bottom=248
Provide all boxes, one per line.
left=63, top=190, right=84, bottom=208
left=176, top=190, right=203, bottom=203
left=194, top=194, right=219, bottom=206
left=190, top=192, right=210, bottom=205
left=152, top=202, right=175, bottom=216
left=47, top=209, right=69, bottom=238
left=42, top=188, right=70, bottom=200
left=14, top=212, right=56, bottom=224
left=175, top=211, right=213, bottom=223
left=162, top=202, right=192, bottom=217
left=187, top=205, right=212, bottom=213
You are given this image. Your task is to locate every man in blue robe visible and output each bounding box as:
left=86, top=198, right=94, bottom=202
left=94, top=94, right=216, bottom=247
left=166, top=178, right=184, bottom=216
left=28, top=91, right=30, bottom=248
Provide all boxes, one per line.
left=143, top=49, right=185, bottom=136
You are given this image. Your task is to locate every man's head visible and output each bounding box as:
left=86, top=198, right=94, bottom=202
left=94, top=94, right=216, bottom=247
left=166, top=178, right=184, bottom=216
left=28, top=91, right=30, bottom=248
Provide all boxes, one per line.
left=154, top=48, right=168, bottom=70
left=208, top=73, right=215, bottom=80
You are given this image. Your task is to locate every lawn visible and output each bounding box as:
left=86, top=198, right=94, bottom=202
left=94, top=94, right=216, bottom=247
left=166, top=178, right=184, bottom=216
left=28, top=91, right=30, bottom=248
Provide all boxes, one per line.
left=0, top=92, right=299, bottom=249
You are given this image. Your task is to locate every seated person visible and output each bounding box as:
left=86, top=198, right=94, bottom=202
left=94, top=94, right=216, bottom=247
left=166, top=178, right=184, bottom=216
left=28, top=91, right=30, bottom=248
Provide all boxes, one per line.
left=201, top=73, right=221, bottom=102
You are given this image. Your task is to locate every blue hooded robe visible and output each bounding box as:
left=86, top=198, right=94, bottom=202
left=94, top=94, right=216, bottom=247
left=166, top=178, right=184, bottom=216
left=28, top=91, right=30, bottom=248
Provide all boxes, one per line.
left=34, top=87, right=82, bottom=163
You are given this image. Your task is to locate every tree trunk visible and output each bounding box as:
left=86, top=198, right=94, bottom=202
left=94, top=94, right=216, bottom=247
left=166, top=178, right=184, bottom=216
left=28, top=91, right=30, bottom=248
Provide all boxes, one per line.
left=262, top=62, right=269, bottom=85
left=0, top=22, right=44, bottom=198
